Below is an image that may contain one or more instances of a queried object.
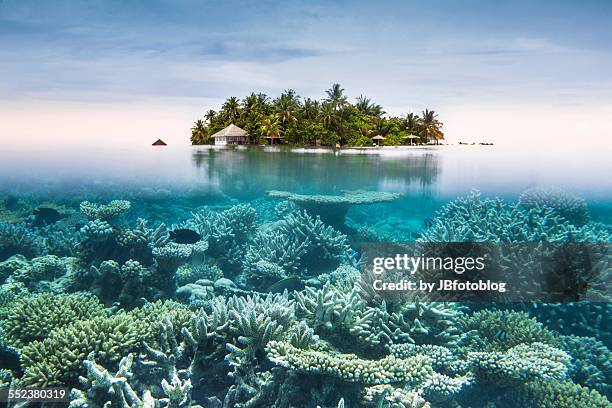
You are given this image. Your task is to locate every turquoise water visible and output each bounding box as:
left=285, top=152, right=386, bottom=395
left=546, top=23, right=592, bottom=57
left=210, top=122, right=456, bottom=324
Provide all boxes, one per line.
left=0, top=146, right=610, bottom=407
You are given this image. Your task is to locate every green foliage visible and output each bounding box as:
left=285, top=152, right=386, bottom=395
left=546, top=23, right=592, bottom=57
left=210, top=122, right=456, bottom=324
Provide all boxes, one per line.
left=189, top=84, right=444, bottom=146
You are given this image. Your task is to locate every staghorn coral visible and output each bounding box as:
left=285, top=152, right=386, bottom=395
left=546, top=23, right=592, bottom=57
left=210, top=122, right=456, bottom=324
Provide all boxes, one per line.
left=517, top=380, right=611, bottom=408
left=70, top=352, right=199, bottom=408
left=20, top=313, right=150, bottom=386
left=242, top=210, right=351, bottom=290
left=266, top=340, right=434, bottom=385
left=80, top=200, right=131, bottom=221
left=19, top=300, right=194, bottom=387
left=555, top=334, right=612, bottom=397
left=519, top=187, right=590, bottom=226
left=0, top=221, right=44, bottom=259
left=181, top=204, right=257, bottom=273
left=2, top=292, right=107, bottom=348
left=295, top=282, right=464, bottom=352
left=468, top=342, right=570, bottom=383
left=363, top=385, right=431, bottom=408
left=459, top=309, right=557, bottom=352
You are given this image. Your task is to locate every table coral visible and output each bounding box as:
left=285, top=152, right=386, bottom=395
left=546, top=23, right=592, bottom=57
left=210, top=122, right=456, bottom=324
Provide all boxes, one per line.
left=266, top=190, right=401, bottom=230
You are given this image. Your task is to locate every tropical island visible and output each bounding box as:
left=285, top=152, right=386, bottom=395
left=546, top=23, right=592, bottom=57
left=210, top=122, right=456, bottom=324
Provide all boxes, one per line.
left=190, top=84, right=444, bottom=147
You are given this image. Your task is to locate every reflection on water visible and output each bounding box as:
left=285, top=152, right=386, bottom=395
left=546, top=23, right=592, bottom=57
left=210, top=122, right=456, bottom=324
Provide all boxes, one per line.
left=191, top=148, right=441, bottom=198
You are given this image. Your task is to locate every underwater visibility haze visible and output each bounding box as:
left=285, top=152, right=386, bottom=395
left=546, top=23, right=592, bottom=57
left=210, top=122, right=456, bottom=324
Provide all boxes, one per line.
left=0, top=145, right=610, bottom=408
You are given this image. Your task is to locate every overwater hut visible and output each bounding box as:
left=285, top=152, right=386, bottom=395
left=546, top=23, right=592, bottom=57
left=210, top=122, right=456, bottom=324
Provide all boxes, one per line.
left=264, top=134, right=284, bottom=145
left=372, top=135, right=385, bottom=146
left=152, top=139, right=167, bottom=146
left=403, top=134, right=419, bottom=145
left=211, top=124, right=249, bottom=145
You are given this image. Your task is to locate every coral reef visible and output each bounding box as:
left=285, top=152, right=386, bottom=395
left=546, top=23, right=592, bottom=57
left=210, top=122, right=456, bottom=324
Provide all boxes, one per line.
left=519, top=187, right=590, bottom=226
left=241, top=210, right=351, bottom=290
left=296, top=282, right=464, bottom=352
left=458, top=309, right=557, bottom=351
left=0, top=191, right=609, bottom=407
left=181, top=204, right=257, bottom=273
left=266, top=340, right=434, bottom=385
left=267, top=190, right=401, bottom=230
left=0, top=221, right=44, bottom=259
left=517, top=380, right=611, bottom=408
left=2, top=292, right=107, bottom=348
left=467, top=342, right=570, bottom=383
left=415, top=191, right=611, bottom=302
left=80, top=200, right=132, bottom=221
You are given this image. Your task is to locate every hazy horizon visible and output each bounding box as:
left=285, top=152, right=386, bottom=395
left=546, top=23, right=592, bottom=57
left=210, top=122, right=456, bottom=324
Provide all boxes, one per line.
left=1, top=0, right=611, bottom=149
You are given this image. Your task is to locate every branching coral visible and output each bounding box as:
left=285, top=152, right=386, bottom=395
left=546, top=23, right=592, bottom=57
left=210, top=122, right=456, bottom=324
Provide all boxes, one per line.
left=0, top=221, right=44, bottom=259
left=181, top=204, right=257, bottom=272
left=458, top=309, right=557, bottom=352
left=468, top=342, right=570, bottom=383
left=20, top=313, right=150, bottom=386
left=80, top=200, right=132, bottom=221
left=555, top=334, right=612, bottom=397
left=295, top=282, right=464, bottom=352
left=266, top=340, right=434, bottom=385
left=0, top=254, right=29, bottom=283
left=2, top=292, right=107, bottom=348
left=417, top=190, right=587, bottom=243
left=70, top=352, right=198, bottom=408
left=241, top=211, right=351, bottom=290
left=363, top=385, right=431, bottom=408
left=519, top=187, right=590, bottom=226
left=153, top=241, right=209, bottom=275
left=517, top=380, right=611, bottom=408
left=9, top=254, right=79, bottom=292
left=19, top=300, right=193, bottom=387
left=529, top=302, right=612, bottom=343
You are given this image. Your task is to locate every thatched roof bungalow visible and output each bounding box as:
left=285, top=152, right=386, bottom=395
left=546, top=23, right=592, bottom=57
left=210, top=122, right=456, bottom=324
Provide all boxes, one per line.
left=371, top=135, right=385, bottom=146
left=211, top=124, right=249, bottom=145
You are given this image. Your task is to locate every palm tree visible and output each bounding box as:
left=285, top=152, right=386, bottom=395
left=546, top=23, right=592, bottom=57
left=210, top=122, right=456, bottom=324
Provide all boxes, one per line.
left=275, top=90, right=300, bottom=127
left=260, top=114, right=281, bottom=144
left=404, top=113, right=420, bottom=133
left=190, top=119, right=208, bottom=145
left=204, top=109, right=217, bottom=125
left=325, top=83, right=348, bottom=110
left=301, top=98, right=320, bottom=120
left=356, top=95, right=385, bottom=116
left=221, top=97, right=241, bottom=123
left=319, top=102, right=336, bottom=129
left=419, top=109, right=444, bottom=144
left=355, top=95, right=372, bottom=114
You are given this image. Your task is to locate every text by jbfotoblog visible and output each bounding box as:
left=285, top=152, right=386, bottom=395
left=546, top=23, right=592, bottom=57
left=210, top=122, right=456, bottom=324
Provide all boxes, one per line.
left=373, top=279, right=507, bottom=293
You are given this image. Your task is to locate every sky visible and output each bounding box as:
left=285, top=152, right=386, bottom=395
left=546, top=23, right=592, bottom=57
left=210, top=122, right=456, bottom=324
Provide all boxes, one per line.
left=0, top=0, right=611, bottom=148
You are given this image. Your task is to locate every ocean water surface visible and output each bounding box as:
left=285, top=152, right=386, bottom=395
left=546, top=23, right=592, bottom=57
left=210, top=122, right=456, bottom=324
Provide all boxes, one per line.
left=0, top=145, right=610, bottom=407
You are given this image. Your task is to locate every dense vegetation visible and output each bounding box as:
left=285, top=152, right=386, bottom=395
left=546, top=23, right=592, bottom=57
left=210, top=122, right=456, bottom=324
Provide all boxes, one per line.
left=190, top=84, right=444, bottom=146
